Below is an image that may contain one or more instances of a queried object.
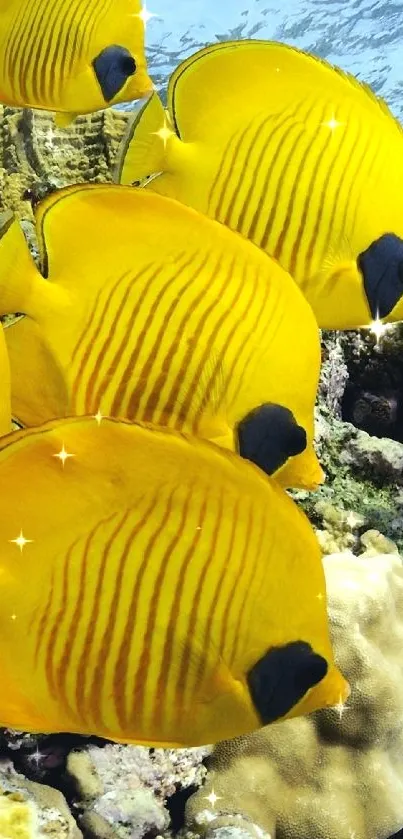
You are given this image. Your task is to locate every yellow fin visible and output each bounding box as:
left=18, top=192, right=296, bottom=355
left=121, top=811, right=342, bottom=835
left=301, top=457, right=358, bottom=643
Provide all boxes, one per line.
left=166, top=39, right=402, bottom=142
left=54, top=111, right=77, bottom=128
left=0, top=323, right=11, bottom=437
left=116, top=92, right=173, bottom=185
left=0, top=212, right=52, bottom=319
left=4, top=317, right=69, bottom=426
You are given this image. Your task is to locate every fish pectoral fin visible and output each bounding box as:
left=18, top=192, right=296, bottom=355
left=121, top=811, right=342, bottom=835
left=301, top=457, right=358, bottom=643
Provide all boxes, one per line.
left=5, top=317, right=69, bottom=426
left=115, top=91, right=171, bottom=185
left=236, top=402, right=307, bottom=476
left=358, top=233, right=403, bottom=320
left=54, top=112, right=77, bottom=128
left=247, top=640, right=329, bottom=724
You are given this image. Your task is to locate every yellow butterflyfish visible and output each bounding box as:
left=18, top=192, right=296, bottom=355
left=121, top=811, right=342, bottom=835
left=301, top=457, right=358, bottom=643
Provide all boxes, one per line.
left=0, top=416, right=349, bottom=746
left=0, top=184, right=323, bottom=490
left=0, top=0, right=153, bottom=125
left=116, top=40, right=403, bottom=329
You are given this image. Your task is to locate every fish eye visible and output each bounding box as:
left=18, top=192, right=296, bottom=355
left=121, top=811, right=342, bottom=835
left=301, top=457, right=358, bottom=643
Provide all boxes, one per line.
left=120, top=55, right=137, bottom=76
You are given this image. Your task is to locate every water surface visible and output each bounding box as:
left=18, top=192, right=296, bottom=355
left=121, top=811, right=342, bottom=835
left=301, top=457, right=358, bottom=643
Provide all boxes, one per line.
left=145, top=0, right=403, bottom=117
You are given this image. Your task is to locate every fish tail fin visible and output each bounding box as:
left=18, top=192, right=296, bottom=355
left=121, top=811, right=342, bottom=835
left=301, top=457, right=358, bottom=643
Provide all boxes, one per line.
left=0, top=212, right=43, bottom=318
left=115, top=91, right=178, bottom=185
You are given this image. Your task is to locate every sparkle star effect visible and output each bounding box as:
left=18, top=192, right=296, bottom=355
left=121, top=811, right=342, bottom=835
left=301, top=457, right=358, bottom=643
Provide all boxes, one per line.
left=9, top=530, right=33, bottom=552
left=93, top=410, right=104, bottom=426
left=321, top=116, right=344, bottom=131
left=29, top=746, right=43, bottom=768
left=53, top=444, right=75, bottom=467
left=153, top=118, right=175, bottom=149
left=367, top=315, right=390, bottom=345
left=333, top=695, right=350, bottom=721
left=136, top=3, right=159, bottom=26
left=204, top=788, right=222, bottom=808
left=345, top=511, right=361, bottom=529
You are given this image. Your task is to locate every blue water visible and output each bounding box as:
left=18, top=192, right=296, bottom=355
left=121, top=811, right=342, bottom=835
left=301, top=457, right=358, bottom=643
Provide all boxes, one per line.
left=144, top=0, right=403, bottom=118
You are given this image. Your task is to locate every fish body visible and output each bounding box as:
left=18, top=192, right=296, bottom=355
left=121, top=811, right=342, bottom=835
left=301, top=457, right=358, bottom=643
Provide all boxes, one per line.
left=117, top=40, right=403, bottom=329
left=0, top=183, right=322, bottom=490
left=0, top=0, right=152, bottom=122
left=0, top=323, right=10, bottom=435
left=0, top=416, right=349, bottom=746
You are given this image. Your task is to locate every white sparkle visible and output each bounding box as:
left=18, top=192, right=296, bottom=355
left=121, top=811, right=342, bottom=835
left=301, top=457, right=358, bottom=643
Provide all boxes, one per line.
left=367, top=316, right=390, bottom=345
left=11, top=614, right=16, bottom=621
left=29, top=746, right=43, bottom=768
left=152, top=118, right=175, bottom=149
left=333, top=695, right=350, bottom=721
left=136, top=3, right=159, bottom=26
left=204, top=789, right=222, bottom=808
left=53, top=444, right=75, bottom=467
left=9, top=530, right=33, bottom=552
left=321, top=116, right=344, bottom=131
left=345, top=511, right=360, bottom=529
left=93, top=410, right=104, bottom=426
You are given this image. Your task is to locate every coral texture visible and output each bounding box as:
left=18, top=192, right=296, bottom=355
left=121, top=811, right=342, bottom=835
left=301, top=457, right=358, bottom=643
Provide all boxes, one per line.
left=185, top=552, right=403, bottom=839
left=66, top=744, right=209, bottom=839
left=0, top=758, right=82, bottom=838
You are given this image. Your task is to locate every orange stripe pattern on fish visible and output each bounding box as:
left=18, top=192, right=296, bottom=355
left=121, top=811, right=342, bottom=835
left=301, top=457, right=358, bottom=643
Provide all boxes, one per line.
left=0, top=416, right=349, bottom=746
left=116, top=40, right=403, bottom=329
left=0, top=0, right=152, bottom=124
left=0, top=184, right=323, bottom=490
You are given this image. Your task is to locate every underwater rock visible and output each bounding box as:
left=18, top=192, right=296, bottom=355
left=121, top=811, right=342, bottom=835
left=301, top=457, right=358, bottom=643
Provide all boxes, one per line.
left=318, top=331, right=349, bottom=419
left=293, top=411, right=403, bottom=553
left=185, top=551, right=403, bottom=839
left=313, top=500, right=365, bottom=555
left=340, top=323, right=403, bottom=442
left=0, top=107, right=129, bottom=221
left=360, top=529, right=399, bottom=557
left=66, top=744, right=208, bottom=839
left=340, top=430, right=403, bottom=484
left=0, top=757, right=82, bottom=838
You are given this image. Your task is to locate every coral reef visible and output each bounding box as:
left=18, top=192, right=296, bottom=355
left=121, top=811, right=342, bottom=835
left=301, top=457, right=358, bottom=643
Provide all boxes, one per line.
left=0, top=106, right=128, bottom=221
left=0, top=757, right=82, bottom=838
left=185, top=551, right=403, bottom=839
left=66, top=744, right=208, bottom=839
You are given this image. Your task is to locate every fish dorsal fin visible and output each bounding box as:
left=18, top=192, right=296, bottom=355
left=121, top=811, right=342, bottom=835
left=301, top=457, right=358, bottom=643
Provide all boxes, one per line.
left=116, top=92, right=170, bottom=185
left=34, top=183, right=141, bottom=280
left=167, top=39, right=402, bottom=143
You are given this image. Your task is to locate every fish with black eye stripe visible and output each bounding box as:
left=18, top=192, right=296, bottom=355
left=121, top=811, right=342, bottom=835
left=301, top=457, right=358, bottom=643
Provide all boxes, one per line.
left=0, top=0, right=153, bottom=126
left=116, top=39, right=403, bottom=330
left=0, top=416, right=349, bottom=746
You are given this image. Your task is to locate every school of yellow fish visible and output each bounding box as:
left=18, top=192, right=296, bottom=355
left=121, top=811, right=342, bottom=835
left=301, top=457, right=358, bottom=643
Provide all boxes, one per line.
left=4, top=0, right=403, bottom=748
